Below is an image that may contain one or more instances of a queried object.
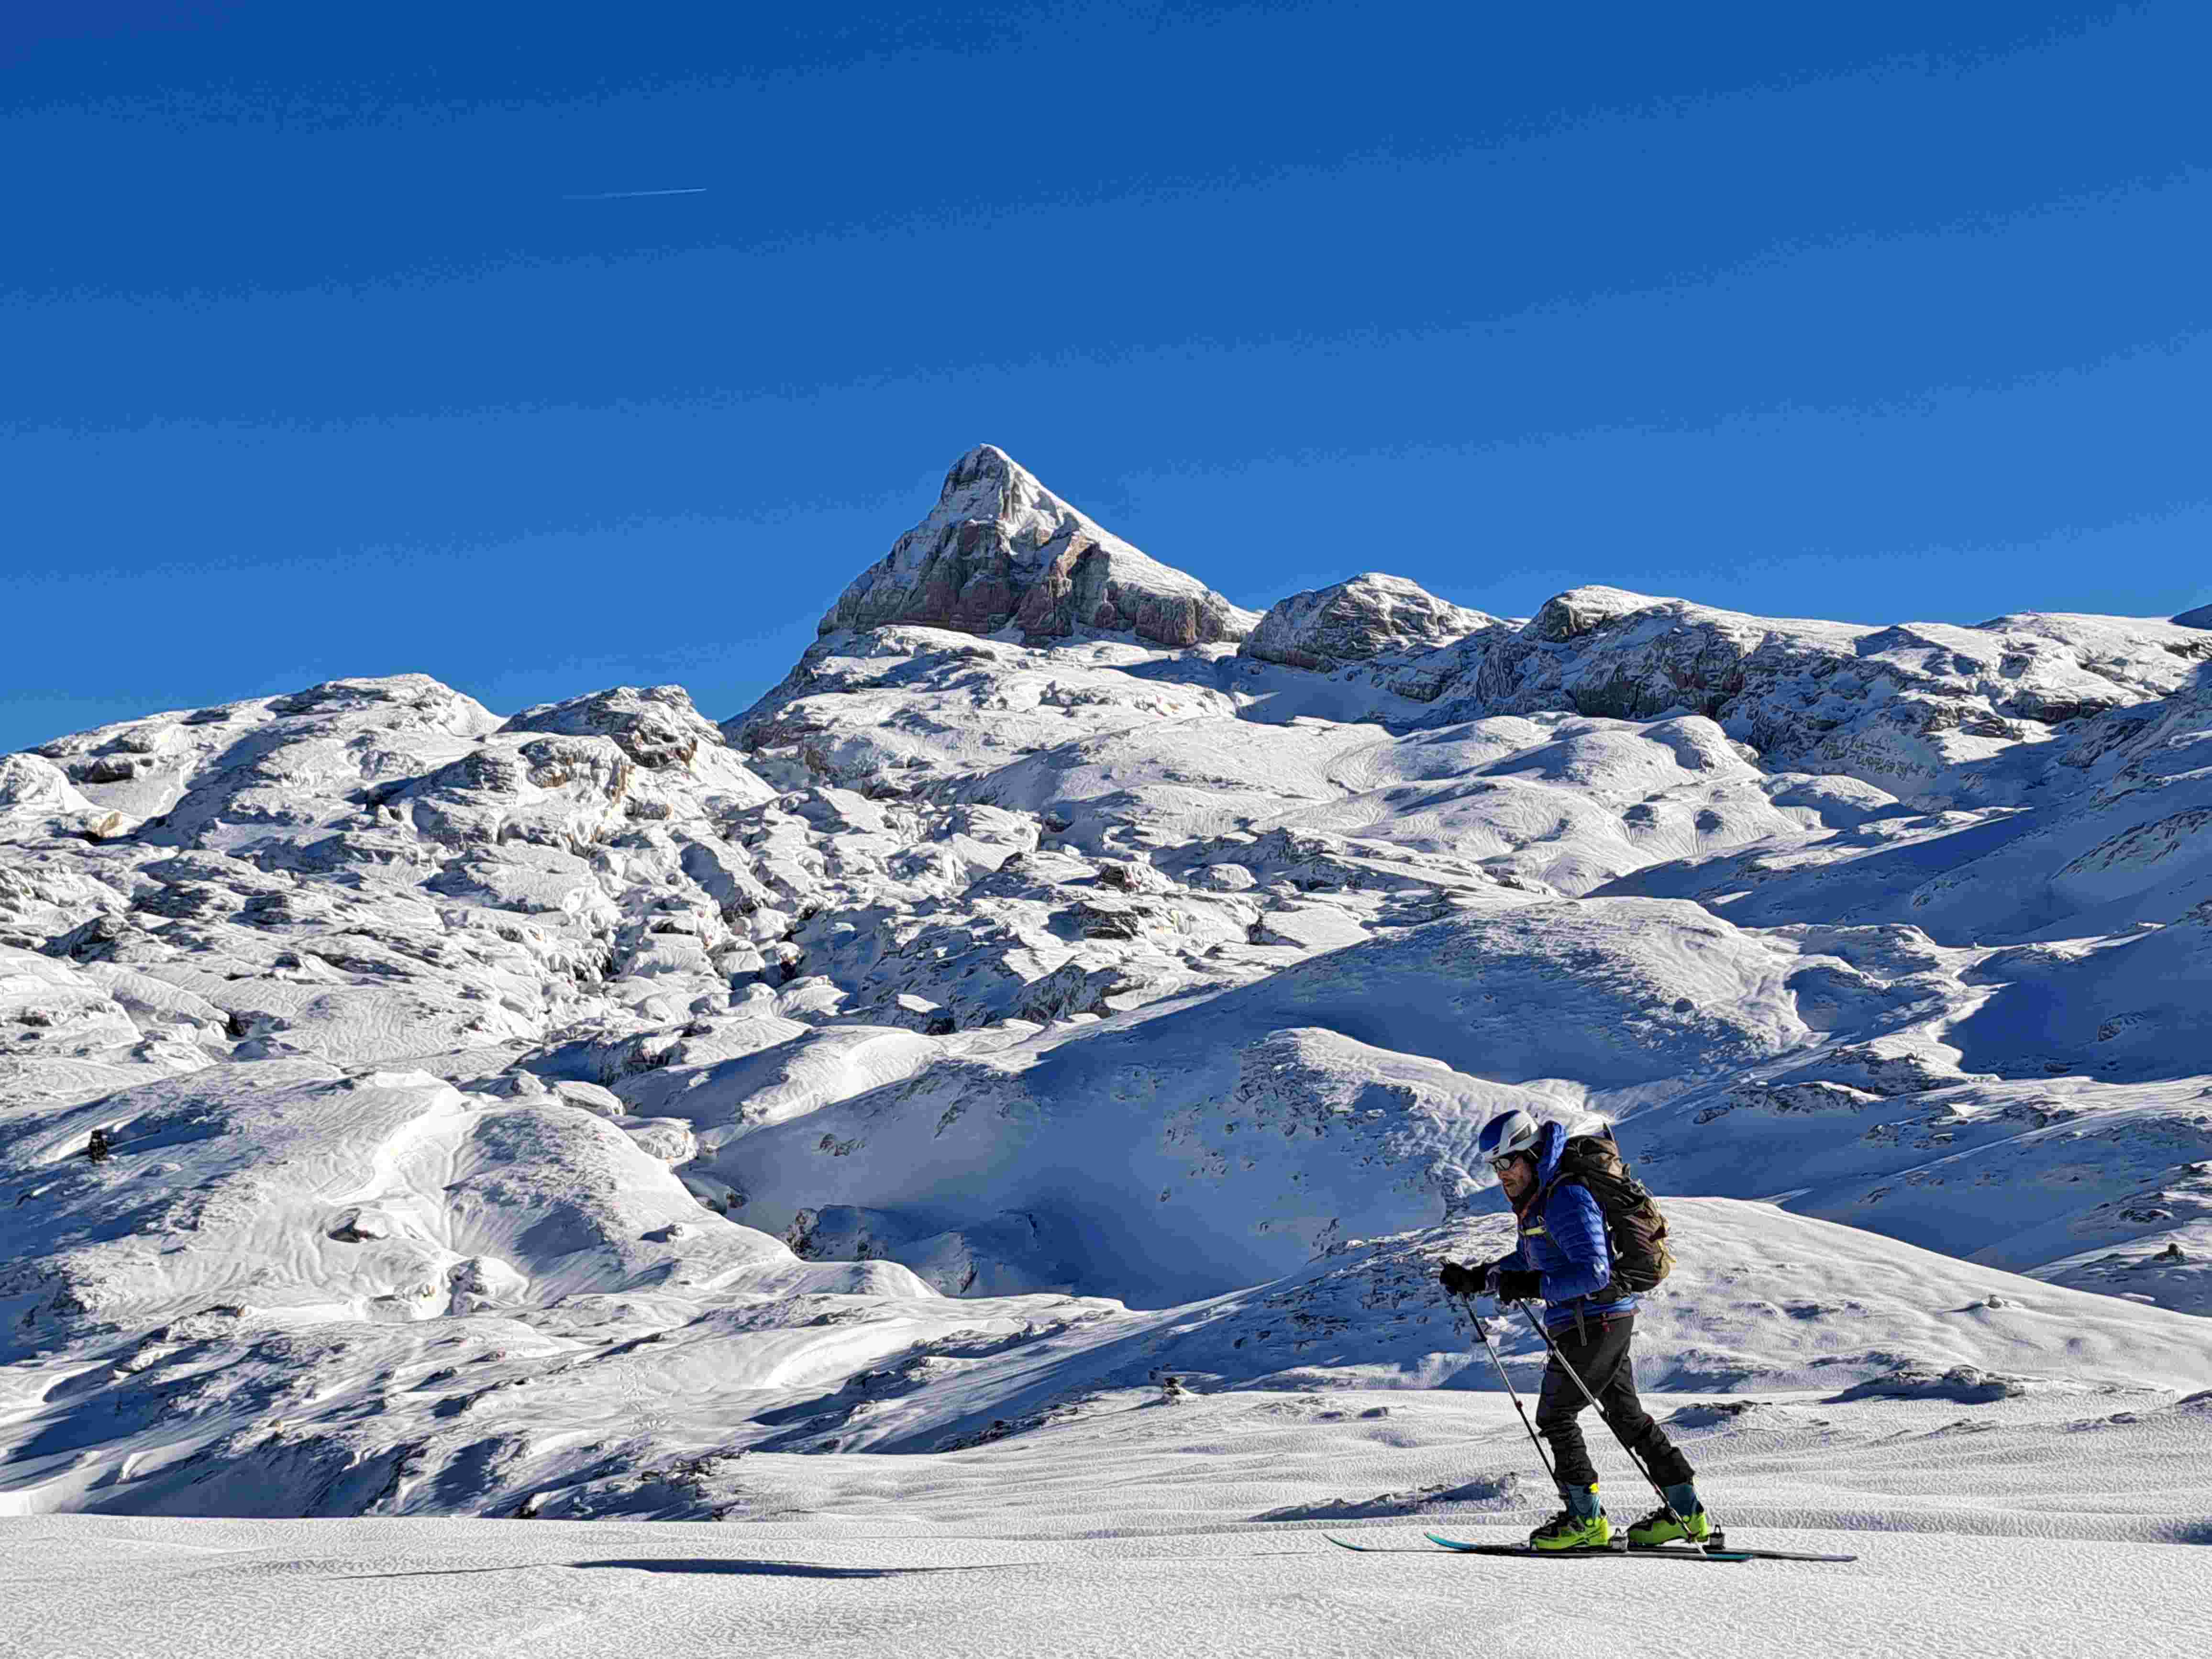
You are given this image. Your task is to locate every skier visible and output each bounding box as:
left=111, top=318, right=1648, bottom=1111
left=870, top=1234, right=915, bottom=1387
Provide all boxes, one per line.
left=1438, top=1108, right=1712, bottom=1552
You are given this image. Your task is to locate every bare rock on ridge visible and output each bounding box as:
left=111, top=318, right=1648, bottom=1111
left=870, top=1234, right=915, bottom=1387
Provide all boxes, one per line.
left=819, top=445, right=1259, bottom=649
left=1522, top=584, right=1670, bottom=644
left=1241, top=572, right=1493, bottom=672
left=502, top=686, right=727, bottom=771
left=1396, top=588, right=2212, bottom=797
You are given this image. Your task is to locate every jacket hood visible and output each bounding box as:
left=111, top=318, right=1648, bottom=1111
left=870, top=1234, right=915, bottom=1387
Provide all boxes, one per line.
left=1533, top=1118, right=1570, bottom=1185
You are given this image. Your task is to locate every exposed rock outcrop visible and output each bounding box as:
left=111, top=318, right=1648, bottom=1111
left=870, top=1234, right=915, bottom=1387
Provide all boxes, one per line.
left=819, top=445, right=1257, bottom=649
left=1521, top=584, right=1664, bottom=644
left=503, top=686, right=733, bottom=773
left=1401, top=590, right=2208, bottom=798
left=1242, top=573, right=1491, bottom=672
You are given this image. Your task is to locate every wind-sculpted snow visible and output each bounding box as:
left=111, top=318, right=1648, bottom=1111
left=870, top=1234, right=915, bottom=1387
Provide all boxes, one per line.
left=966, top=710, right=1857, bottom=896
left=693, top=900, right=1833, bottom=1303
left=0, top=1063, right=831, bottom=1332
left=730, top=625, right=1247, bottom=796
left=5, top=1151, right=2206, bottom=1524
left=2, top=445, right=2210, bottom=1524
left=1602, top=668, right=2212, bottom=947
left=714, top=1024, right=1507, bottom=1305
left=1945, top=907, right=2212, bottom=1084
left=1105, top=1199, right=2212, bottom=1403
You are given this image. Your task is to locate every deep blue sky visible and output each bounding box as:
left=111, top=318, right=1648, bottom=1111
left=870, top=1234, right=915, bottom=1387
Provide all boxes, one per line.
left=5, top=2, right=2208, bottom=753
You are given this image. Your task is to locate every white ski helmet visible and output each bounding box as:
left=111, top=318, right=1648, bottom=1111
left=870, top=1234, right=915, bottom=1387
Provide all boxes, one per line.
left=1477, top=1108, right=1541, bottom=1168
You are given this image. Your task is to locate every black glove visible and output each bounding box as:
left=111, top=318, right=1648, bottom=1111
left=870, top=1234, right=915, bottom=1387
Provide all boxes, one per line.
left=1492, top=1268, right=1543, bottom=1303
left=1438, top=1259, right=1494, bottom=1297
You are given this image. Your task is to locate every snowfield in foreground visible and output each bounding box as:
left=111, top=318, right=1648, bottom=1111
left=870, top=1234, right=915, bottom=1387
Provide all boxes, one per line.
left=3, top=446, right=2210, bottom=1653
left=8, top=1378, right=2211, bottom=1659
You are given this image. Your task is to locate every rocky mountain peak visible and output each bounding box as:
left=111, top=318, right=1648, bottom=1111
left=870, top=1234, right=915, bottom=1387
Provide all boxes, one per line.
left=818, top=447, right=1258, bottom=650
left=1242, top=572, right=1495, bottom=672
left=1522, top=584, right=1672, bottom=643
left=933, top=442, right=1047, bottom=522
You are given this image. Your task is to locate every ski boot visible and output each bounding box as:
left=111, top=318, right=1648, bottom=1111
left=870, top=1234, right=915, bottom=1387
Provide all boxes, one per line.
left=1626, top=1482, right=1714, bottom=1548
left=1529, top=1484, right=1611, bottom=1551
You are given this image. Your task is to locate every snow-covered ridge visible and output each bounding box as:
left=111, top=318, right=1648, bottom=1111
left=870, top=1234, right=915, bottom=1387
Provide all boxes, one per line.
left=2, top=446, right=2209, bottom=1523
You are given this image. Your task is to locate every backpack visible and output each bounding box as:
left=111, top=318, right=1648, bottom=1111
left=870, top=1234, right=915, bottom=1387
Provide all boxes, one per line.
left=1540, top=1130, right=1674, bottom=1295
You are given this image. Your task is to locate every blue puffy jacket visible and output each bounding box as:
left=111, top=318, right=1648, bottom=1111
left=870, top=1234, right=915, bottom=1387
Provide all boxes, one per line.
left=1497, top=1121, right=1639, bottom=1331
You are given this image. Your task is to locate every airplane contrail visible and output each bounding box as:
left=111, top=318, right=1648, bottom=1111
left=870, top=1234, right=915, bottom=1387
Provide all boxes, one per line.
left=562, top=187, right=708, bottom=201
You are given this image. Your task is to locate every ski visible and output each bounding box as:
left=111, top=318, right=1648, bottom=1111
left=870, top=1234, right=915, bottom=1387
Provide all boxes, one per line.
left=1422, top=1531, right=1856, bottom=1563
left=1422, top=1533, right=1736, bottom=1562
left=1624, top=1530, right=1857, bottom=1564
left=1636, top=1543, right=1858, bottom=1563
left=1324, top=1537, right=1431, bottom=1553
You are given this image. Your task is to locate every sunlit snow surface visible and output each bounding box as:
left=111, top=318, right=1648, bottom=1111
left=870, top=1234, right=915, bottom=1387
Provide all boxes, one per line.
left=8, top=1383, right=2212, bottom=1658
left=3, top=451, right=2211, bottom=1654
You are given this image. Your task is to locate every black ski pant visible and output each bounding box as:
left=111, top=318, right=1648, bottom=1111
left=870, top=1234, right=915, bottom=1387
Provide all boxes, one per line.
left=1533, top=1309, right=1694, bottom=1499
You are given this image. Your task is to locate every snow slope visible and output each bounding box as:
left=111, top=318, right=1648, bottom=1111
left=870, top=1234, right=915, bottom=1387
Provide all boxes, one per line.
left=10, top=1511, right=2210, bottom=1659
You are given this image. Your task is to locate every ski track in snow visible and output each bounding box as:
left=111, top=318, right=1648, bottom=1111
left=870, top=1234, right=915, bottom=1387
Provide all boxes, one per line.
left=2, top=448, right=2210, bottom=1654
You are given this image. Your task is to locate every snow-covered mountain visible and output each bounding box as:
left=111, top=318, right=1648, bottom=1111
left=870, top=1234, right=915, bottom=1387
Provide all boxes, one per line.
left=3, top=446, right=2209, bottom=1526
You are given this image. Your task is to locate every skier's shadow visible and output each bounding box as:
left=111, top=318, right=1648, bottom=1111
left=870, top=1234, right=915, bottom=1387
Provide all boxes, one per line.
left=336, top=1557, right=1030, bottom=1582
left=573, top=1558, right=922, bottom=1579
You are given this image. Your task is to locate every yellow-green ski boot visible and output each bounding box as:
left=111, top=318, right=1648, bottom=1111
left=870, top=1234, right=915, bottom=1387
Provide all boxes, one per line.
left=1530, top=1485, right=1611, bottom=1551
left=1627, top=1483, right=1715, bottom=1548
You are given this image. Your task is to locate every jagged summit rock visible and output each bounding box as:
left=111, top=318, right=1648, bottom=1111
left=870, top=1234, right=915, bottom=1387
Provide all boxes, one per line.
left=1522, top=584, right=1670, bottom=643
left=1242, top=573, right=1493, bottom=672
left=819, top=445, right=1258, bottom=649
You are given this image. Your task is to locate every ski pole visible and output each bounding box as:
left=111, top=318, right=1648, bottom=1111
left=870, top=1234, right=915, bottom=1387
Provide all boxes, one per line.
left=1455, top=1293, right=1555, bottom=1482
left=1512, top=1301, right=1712, bottom=1557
